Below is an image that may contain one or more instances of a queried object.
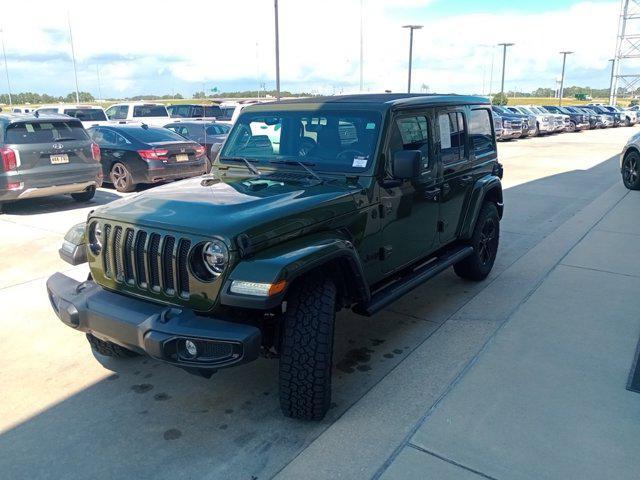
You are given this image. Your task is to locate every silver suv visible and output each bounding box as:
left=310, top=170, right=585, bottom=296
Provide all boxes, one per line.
left=0, top=114, right=103, bottom=211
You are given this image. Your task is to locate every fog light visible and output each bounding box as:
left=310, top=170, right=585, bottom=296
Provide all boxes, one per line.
left=185, top=339, right=198, bottom=357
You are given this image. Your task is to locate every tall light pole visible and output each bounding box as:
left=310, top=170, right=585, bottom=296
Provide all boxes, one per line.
left=67, top=12, right=80, bottom=103
left=608, top=58, right=616, bottom=103
left=359, top=0, right=364, bottom=92
left=498, top=42, right=514, bottom=97
left=402, top=25, right=422, bottom=94
left=96, top=64, right=102, bottom=103
left=274, top=0, right=281, bottom=101
left=558, top=51, right=573, bottom=106
left=0, top=27, right=12, bottom=107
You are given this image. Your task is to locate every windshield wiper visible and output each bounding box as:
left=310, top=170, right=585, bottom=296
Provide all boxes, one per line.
left=269, top=160, right=323, bottom=184
left=219, top=156, right=261, bottom=176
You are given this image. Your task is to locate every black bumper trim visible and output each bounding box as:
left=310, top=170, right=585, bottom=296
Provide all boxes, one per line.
left=46, top=272, right=261, bottom=370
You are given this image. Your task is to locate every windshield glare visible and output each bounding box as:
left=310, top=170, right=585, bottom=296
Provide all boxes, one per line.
left=220, top=110, right=381, bottom=173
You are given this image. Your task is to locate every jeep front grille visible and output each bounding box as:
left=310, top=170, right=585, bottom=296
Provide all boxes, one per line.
left=101, top=223, right=191, bottom=298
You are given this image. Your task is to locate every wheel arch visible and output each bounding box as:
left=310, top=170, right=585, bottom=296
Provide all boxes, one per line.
left=459, top=175, right=503, bottom=240
left=220, top=234, right=370, bottom=310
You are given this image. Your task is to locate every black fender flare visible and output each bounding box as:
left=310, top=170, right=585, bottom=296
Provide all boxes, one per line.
left=220, top=233, right=370, bottom=310
left=459, top=175, right=503, bottom=239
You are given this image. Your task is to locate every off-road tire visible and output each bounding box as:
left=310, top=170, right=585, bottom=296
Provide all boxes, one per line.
left=71, top=186, right=96, bottom=202
left=622, top=150, right=640, bottom=190
left=86, top=333, right=139, bottom=358
left=110, top=162, right=136, bottom=193
left=279, top=275, right=337, bottom=421
left=454, top=202, right=500, bottom=281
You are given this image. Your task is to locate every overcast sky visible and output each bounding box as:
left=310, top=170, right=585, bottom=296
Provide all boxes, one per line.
left=0, top=0, right=626, bottom=98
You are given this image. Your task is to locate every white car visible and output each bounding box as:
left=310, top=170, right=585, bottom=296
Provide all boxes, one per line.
left=217, top=100, right=263, bottom=125
left=34, top=104, right=109, bottom=129
left=104, top=102, right=170, bottom=127
left=514, top=106, right=555, bottom=134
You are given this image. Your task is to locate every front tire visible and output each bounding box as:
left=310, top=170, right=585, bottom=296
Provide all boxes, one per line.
left=279, top=274, right=337, bottom=421
left=86, top=333, right=139, bottom=358
left=110, top=162, right=136, bottom=193
left=71, top=185, right=96, bottom=202
left=568, top=121, right=577, bottom=132
left=454, top=202, right=500, bottom=281
left=622, top=151, right=640, bottom=190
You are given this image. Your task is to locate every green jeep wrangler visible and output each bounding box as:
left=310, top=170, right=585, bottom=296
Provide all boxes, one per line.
left=47, top=94, right=503, bottom=420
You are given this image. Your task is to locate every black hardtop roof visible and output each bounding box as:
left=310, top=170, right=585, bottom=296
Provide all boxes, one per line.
left=246, top=93, right=490, bottom=113
left=0, top=113, right=81, bottom=125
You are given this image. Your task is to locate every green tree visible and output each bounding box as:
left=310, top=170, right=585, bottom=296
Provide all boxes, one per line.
left=492, top=92, right=508, bottom=106
left=65, top=91, right=95, bottom=103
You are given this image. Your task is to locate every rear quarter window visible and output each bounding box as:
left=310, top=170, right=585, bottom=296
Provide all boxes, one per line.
left=469, top=109, right=495, bottom=157
left=5, top=121, right=89, bottom=144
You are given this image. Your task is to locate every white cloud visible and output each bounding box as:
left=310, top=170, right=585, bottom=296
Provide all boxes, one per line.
left=0, top=0, right=626, bottom=96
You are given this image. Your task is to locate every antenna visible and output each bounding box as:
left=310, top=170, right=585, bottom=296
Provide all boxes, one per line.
left=610, top=0, right=640, bottom=105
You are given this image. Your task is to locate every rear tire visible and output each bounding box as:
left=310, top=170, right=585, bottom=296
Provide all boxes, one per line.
left=110, top=162, right=136, bottom=193
left=86, top=333, right=139, bottom=358
left=71, top=185, right=96, bottom=202
left=454, top=202, right=500, bottom=281
left=279, top=274, right=337, bottom=421
left=622, top=150, right=640, bottom=190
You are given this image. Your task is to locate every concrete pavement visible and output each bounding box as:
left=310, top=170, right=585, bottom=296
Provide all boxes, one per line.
left=0, top=126, right=637, bottom=480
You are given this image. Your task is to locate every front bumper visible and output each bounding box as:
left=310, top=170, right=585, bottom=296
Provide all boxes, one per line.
left=499, top=127, right=522, bottom=140
left=46, top=272, right=261, bottom=371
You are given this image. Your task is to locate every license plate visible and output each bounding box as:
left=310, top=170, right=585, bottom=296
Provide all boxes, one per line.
left=176, top=154, right=189, bottom=162
left=50, top=154, right=69, bottom=164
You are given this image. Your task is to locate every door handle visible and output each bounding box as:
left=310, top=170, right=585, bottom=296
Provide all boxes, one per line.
left=424, top=187, right=441, bottom=201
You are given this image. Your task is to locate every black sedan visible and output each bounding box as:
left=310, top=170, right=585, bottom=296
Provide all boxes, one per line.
left=88, top=124, right=208, bottom=192
left=164, top=121, right=229, bottom=168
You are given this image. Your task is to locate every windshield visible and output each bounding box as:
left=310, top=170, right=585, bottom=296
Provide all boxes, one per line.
left=218, top=107, right=235, bottom=121
left=220, top=110, right=382, bottom=173
left=122, top=127, right=188, bottom=143
left=492, top=106, right=510, bottom=115
left=63, top=108, right=107, bottom=121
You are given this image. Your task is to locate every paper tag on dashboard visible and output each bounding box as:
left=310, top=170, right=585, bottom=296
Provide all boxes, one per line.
left=352, top=156, right=368, bottom=168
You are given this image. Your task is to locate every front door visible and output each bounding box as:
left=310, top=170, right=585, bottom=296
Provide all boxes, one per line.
left=380, top=111, right=440, bottom=274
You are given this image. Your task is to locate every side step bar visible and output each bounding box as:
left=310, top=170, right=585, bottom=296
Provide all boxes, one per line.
left=352, top=246, right=474, bottom=317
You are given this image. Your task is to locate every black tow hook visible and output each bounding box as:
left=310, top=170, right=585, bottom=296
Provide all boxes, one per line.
left=158, top=307, right=182, bottom=324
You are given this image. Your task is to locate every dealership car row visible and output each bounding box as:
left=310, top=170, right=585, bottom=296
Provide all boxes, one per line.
left=0, top=97, right=638, bottom=210
left=492, top=103, right=638, bottom=141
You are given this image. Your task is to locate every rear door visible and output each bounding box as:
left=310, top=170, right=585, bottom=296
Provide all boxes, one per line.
left=6, top=120, right=98, bottom=187
left=435, top=107, right=474, bottom=244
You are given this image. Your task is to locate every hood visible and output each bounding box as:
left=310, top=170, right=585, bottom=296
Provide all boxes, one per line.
left=92, top=174, right=359, bottom=248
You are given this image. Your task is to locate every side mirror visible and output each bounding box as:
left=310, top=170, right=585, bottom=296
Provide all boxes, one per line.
left=392, top=150, right=422, bottom=180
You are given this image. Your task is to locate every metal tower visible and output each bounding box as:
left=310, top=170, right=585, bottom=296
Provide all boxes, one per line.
left=610, top=0, right=640, bottom=105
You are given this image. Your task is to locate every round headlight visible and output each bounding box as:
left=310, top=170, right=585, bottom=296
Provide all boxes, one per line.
left=88, top=222, right=102, bottom=255
left=202, top=240, right=228, bottom=276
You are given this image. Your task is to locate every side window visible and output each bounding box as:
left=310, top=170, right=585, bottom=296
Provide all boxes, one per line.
left=105, top=106, right=117, bottom=120
left=192, top=106, right=204, bottom=117
left=438, top=111, right=466, bottom=164
left=387, top=115, right=430, bottom=177
left=100, top=129, right=117, bottom=144
left=469, top=109, right=495, bottom=157
left=38, top=108, right=58, bottom=115
left=114, top=132, right=131, bottom=146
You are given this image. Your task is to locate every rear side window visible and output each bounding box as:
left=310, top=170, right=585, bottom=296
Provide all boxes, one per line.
left=469, top=109, right=495, bottom=157
left=5, top=121, right=89, bottom=144
left=133, top=105, right=168, bottom=118
left=438, top=112, right=466, bottom=164
left=63, top=108, right=107, bottom=121
left=204, top=106, right=223, bottom=117
left=37, top=108, right=58, bottom=114
left=106, top=105, right=128, bottom=120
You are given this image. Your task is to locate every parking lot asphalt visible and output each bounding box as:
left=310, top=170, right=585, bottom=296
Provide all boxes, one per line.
left=0, top=126, right=636, bottom=480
